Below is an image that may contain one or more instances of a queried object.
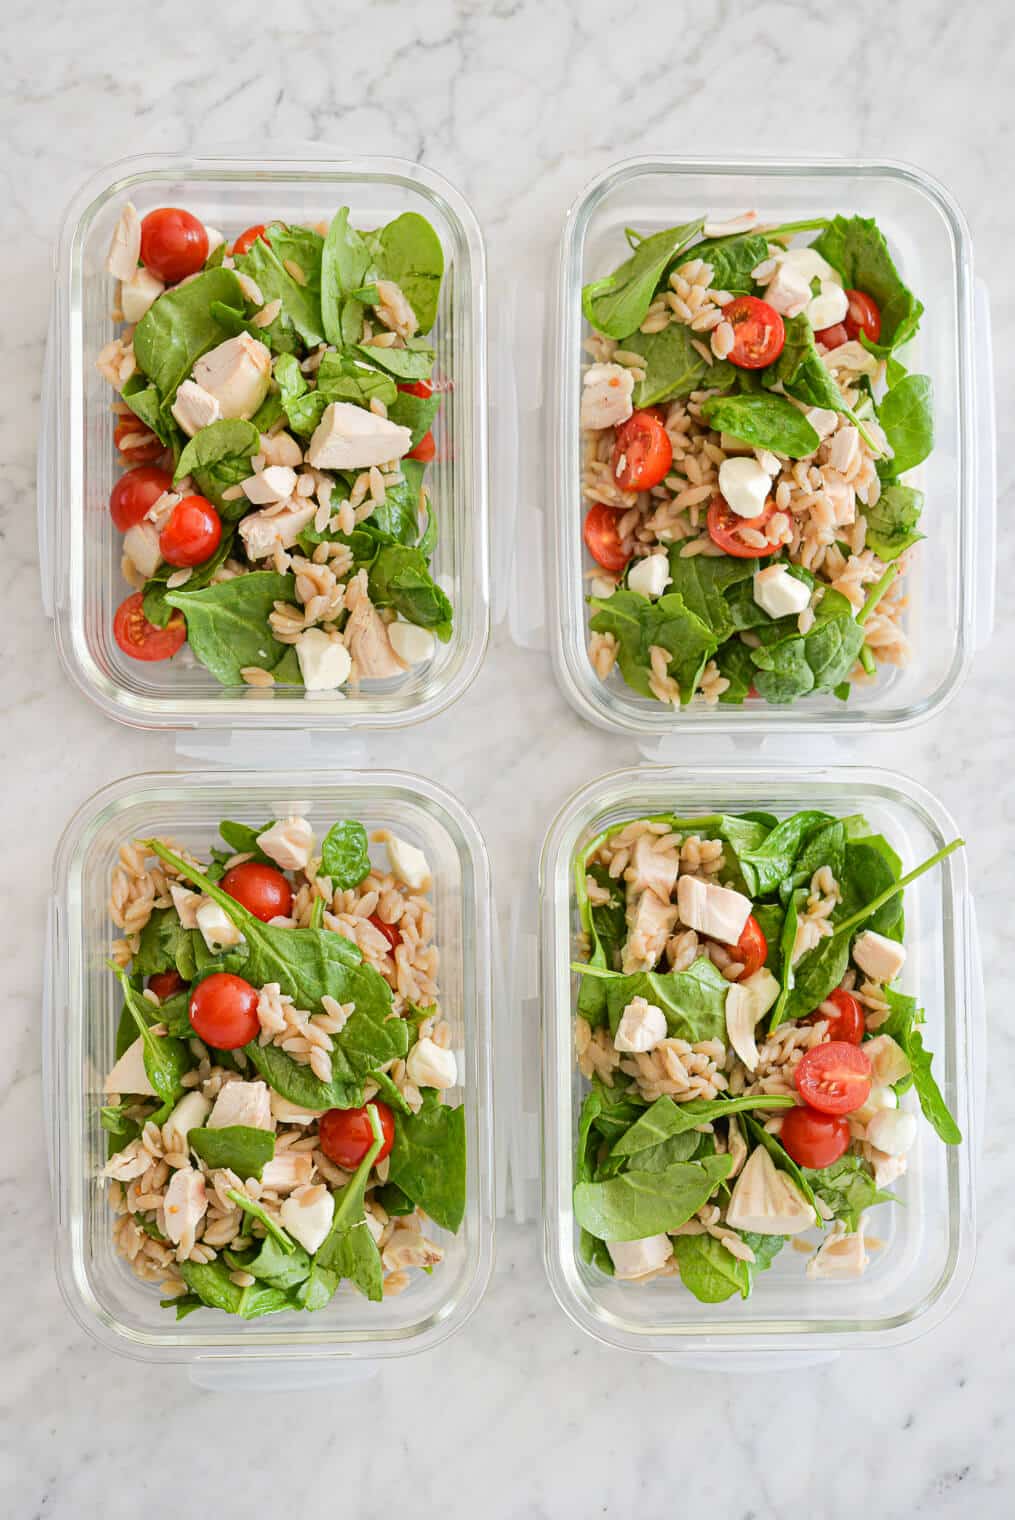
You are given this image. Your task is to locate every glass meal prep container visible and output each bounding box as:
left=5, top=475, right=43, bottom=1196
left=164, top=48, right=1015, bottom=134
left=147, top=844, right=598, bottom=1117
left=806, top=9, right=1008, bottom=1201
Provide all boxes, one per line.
left=540, top=765, right=981, bottom=1355
left=548, top=156, right=996, bottom=736
left=39, top=152, right=489, bottom=730
left=45, top=769, right=494, bottom=1367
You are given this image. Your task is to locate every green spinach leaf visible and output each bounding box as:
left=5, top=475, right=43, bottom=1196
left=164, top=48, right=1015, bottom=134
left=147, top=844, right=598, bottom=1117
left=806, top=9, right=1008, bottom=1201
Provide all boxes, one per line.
left=574, top=958, right=729, bottom=1045
left=174, top=419, right=260, bottom=510
left=701, top=392, right=820, bottom=459
left=365, top=211, right=445, bottom=333
left=574, top=1153, right=732, bottom=1241
left=367, top=544, right=453, bottom=640
left=188, top=1125, right=275, bottom=1178
left=387, top=1092, right=466, bottom=1233
left=320, top=820, right=371, bottom=889
left=862, top=484, right=925, bottom=561
left=314, top=1103, right=386, bottom=1302
left=802, top=1154, right=893, bottom=1231
left=582, top=220, right=704, bottom=338
left=355, top=341, right=434, bottom=382
left=164, top=572, right=302, bottom=686
left=236, top=223, right=325, bottom=347
left=133, top=267, right=246, bottom=401
left=630, top=323, right=735, bottom=407
left=109, top=962, right=191, bottom=1104
left=876, top=374, right=934, bottom=476
left=387, top=388, right=441, bottom=450
left=813, top=216, right=923, bottom=356
left=672, top=1232, right=751, bottom=1302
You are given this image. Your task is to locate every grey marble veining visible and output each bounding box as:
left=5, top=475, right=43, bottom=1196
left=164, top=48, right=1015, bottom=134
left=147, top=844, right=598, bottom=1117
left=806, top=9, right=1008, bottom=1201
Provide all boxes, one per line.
left=1, top=0, right=1014, bottom=1514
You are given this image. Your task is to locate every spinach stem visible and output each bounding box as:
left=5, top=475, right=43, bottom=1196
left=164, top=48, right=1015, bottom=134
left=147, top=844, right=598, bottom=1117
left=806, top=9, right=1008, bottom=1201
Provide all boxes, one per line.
left=834, top=839, right=965, bottom=939
left=859, top=644, right=876, bottom=676
left=857, top=564, right=899, bottom=627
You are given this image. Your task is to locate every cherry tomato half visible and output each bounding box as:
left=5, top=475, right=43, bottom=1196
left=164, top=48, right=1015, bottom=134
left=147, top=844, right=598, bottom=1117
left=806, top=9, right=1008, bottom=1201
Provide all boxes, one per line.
left=318, top=1101, right=395, bottom=1170
left=114, top=417, right=164, bottom=464
left=398, top=379, right=433, bottom=399
left=808, top=987, right=864, bottom=1045
left=583, top=502, right=629, bottom=572
left=368, top=914, right=402, bottom=953
left=795, top=1040, right=872, bottom=1116
left=814, top=321, right=848, bottom=350
left=140, top=207, right=209, bottom=284
left=724, top=295, right=785, bottom=369
left=221, top=861, right=293, bottom=923
left=232, top=223, right=269, bottom=256
left=189, top=973, right=260, bottom=1050
left=159, top=494, right=222, bottom=567
left=706, top=494, right=776, bottom=559
left=408, top=430, right=436, bottom=462
left=148, top=969, right=185, bottom=1001
left=844, top=289, right=882, bottom=345
left=733, top=915, right=768, bottom=980
left=109, top=465, right=173, bottom=532
left=779, top=1105, right=851, bottom=1169
left=612, top=409, right=673, bottom=492
left=113, top=592, right=186, bottom=662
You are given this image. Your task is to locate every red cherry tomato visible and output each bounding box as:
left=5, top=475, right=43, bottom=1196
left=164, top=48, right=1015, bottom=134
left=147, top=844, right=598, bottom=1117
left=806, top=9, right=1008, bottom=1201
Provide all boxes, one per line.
left=843, top=289, right=882, bottom=345
left=583, top=503, right=629, bottom=572
left=807, top=987, right=864, bottom=1045
left=158, top=494, right=222, bottom=567
left=408, top=430, right=436, bottom=462
left=814, top=321, right=848, bottom=350
left=795, top=1040, right=872, bottom=1116
left=318, top=1101, right=396, bottom=1169
left=368, top=914, right=402, bottom=953
left=189, top=973, right=260, bottom=1049
left=114, top=418, right=164, bottom=464
left=220, top=862, right=293, bottom=923
left=733, top=915, right=768, bottom=980
left=139, top=207, right=209, bottom=283
left=779, top=1105, right=851, bottom=1169
left=612, top=409, right=673, bottom=492
left=706, top=494, right=776, bottom=558
left=232, top=223, right=269, bottom=256
left=109, top=465, right=173, bottom=532
left=113, top=592, right=186, bottom=662
left=724, top=295, right=785, bottom=369
left=148, top=969, right=184, bottom=1001
left=398, top=379, right=433, bottom=399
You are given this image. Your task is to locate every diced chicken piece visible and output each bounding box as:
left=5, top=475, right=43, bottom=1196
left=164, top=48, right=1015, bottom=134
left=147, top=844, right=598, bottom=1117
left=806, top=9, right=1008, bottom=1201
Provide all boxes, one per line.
left=100, top=1138, right=153, bottom=1181
left=387, top=835, right=431, bottom=890
left=169, top=882, right=204, bottom=928
left=627, top=554, right=672, bottom=600
left=853, top=1083, right=898, bottom=1128
left=345, top=595, right=408, bottom=680
left=805, top=406, right=840, bottom=439
left=104, top=1036, right=156, bottom=1097
left=192, top=333, right=272, bottom=420
left=260, top=430, right=303, bottom=469
left=208, top=1081, right=273, bottom=1132
left=628, top=833, right=678, bottom=903
left=260, top=1152, right=314, bottom=1192
left=295, top=629, right=353, bottom=691
left=852, top=930, right=906, bottom=983
left=580, top=362, right=635, bottom=431
left=726, top=1146, right=814, bottom=1234
left=717, top=456, right=772, bottom=518
left=279, top=1187, right=335, bottom=1254
left=806, top=1225, right=868, bottom=1279
left=241, top=465, right=298, bottom=504
left=613, top=996, right=667, bottom=1054
left=862, top=1034, right=911, bottom=1087
left=753, top=565, right=811, bottom=620
left=122, top=521, right=162, bottom=580
left=307, top=402, right=412, bottom=471
left=762, top=260, right=812, bottom=318
left=171, top=379, right=222, bottom=438
left=163, top=1167, right=208, bottom=1245
left=256, top=816, right=314, bottom=872
left=607, top=1234, right=673, bottom=1279
left=238, top=498, right=317, bottom=560
left=382, top=1228, right=444, bottom=1272
left=621, top=889, right=678, bottom=974
left=121, top=266, right=165, bottom=323
left=161, top=1092, right=212, bottom=1155
left=807, top=281, right=848, bottom=332
left=870, top=1148, right=908, bottom=1191
left=388, top=622, right=436, bottom=666
left=106, top=202, right=141, bottom=281
left=406, top=1037, right=457, bottom=1090
left=269, top=1093, right=321, bottom=1125
left=724, top=968, right=780, bottom=1071
left=364, top=1209, right=385, bottom=1244
left=373, top=279, right=418, bottom=340
left=196, top=901, right=244, bottom=954
left=866, top=1108, right=918, bottom=1157
left=676, top=877, right=752, bottom=946
left=823, top=340, right=882, bottom=378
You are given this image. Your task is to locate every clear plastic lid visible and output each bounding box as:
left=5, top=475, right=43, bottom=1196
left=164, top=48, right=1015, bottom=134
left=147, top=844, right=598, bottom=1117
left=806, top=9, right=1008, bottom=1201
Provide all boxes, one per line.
left=543, top=157, right=996, bottom=738
left=40, top=152, right=489, bottom=730
left=46, top=769, right=494, bottom=1364
left=539, top=765, right=981, bottom=1354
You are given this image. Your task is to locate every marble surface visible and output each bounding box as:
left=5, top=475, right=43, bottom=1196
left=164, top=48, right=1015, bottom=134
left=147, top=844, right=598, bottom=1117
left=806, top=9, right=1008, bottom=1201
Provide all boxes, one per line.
left=2, top=0, right=1014, bottom=1514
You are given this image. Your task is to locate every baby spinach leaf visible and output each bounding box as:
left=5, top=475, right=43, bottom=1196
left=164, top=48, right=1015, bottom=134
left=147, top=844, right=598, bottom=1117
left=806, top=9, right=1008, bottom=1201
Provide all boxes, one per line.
left=752, top=901, right=785, bottom=973
left=320, top=820, right=370, bottom=888
left=236, top=223, right=325, bottom=347
left=179, top=1258, right=300, bottom=1318
left=584, top=1075, right=647, bottom=1147
left=315, top=351, right=397, bottom=408
left=320, top=207, right=372, bottom=347
left=574, top=1153, right=732, bottom=1241
left=735, top=810, right=833, bottom=898
left=577, top=1089, right=607, bottom=1185
left=218, top=819, right=274, bottom=864
left=244, top=1040, right=362, bottom=1111
left=839, top=838, right=904, bottom=939
left=368, top=545, right=453, bottom=640
left=575, top=863, right=626, bottom=1027
left=779, top=820, right=847, bottom=906
left=610, top=1094, right=795, bottom=1159
left=802, top=1154, right=893, bottom=1231
left=174, top=419, right=260, bottom=509
left=900, top=1028, right=961, bottom=1143
left=701, top=392, right=821, bottom=458
left=365, top=211, right=445, bottom=333
left=208, top=298, right=299, bottom=356
left=226, top=1189, right=296, bottom=1252
left=101, top=1102, right=142, bottom=1153
left=110, top=962, right=191, bottom=1104
left=226, top=1234, right=311, bottom=1290
left=133, top=907, right=195, bottom=979
left=813, top=215, right=923, bottom=356
left=143, top=531, right=235, bottom=628
left=388, top=1092, right=467, bottom=1233
left=686, top=231, right=769, bottom=293
left=767, top=313, right=878, bottom=451
left=769, top=888, right=803, bottom=1028
left=354, top=341, right=434, bottom=381
left=672, top=1232, right=751, bottom=1302
left=121, top=374, right=177, bottom=445
left=387, top=388, right=441, bottom=449
left=862, top=484, right=924, bottom=561
left=188, top=1125, right=275, bottom=1179
left=582, top=220, right=704, bottom=338
left=630, top=323, right=735, bottom=407
left=164, top=572, right=301, bottom=686
left=715, top=636, right=757, bottom=703
left=750, top=603, right=865, bottom=705
left=663, top=553, right=754, bottom=644
left=314, top=1103, right=386, bottom=1302
left=374, top=1182, right=415, bottom=1217
left=133, top=267, right=246, bottom=401
left=876, top=374, right=934, bottom=476
left=575, top=958, right=729, bottom=1045
left=365, top=458, right=426, bottom=544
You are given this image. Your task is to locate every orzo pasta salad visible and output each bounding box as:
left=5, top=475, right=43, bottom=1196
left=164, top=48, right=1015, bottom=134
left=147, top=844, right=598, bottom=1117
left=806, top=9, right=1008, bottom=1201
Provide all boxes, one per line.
left=98, top=203, right=449, bottom=689
left=572, top=809, right=960, bottom=1298
left=101, top=814, right=464, bottom=1319
left=580, top=212, right=931, bottom=709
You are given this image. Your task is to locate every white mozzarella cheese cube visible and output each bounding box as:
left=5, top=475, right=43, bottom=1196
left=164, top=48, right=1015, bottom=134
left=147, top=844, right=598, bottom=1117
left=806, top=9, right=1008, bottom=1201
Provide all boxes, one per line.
left=196, top=901, right=244, bottom=954
left=753, top=565, right=811, bottom=620
left=387, top=622, right=436, bottom=666
left=406, top=1037, right=457, bottom=1090
left=306, top=402, right=412, bottom=470
left=607, top=1234, right=673, bottom=1279
left=192, top=333, right=272, bottom=419
left=806, top=281, right=849, bottom=332
left=854, top=1083, right=898, bottom=1128
left=280, top=1189, right=335, bottom=1255
left=866, top=1108, right=918, bottom=1157
left=171, top=379, right=222, bottom=438
left=852, top=930, right=907, bottom=983
left=762, top=261, right=812, bottom=318
left=717, top=456, right=772, bottom=518
left=103, top=1036, right=156, bottom=1097
left=613, top=996, right=667, bottom=1054
left=386, top=835, right=430, bottom=890
left=208, top=1081, right=273, bottom=1132
left=294, top=629, right=352, bottom=692
left=627, top=554, right=672, bottom=600
left=676, top=876, right=752, bottom=946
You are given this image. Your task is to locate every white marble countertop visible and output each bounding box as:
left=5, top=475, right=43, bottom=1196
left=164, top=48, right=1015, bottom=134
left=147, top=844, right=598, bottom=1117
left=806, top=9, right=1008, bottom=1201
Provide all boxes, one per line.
left=3, top=0, right=1014, bottom=1514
